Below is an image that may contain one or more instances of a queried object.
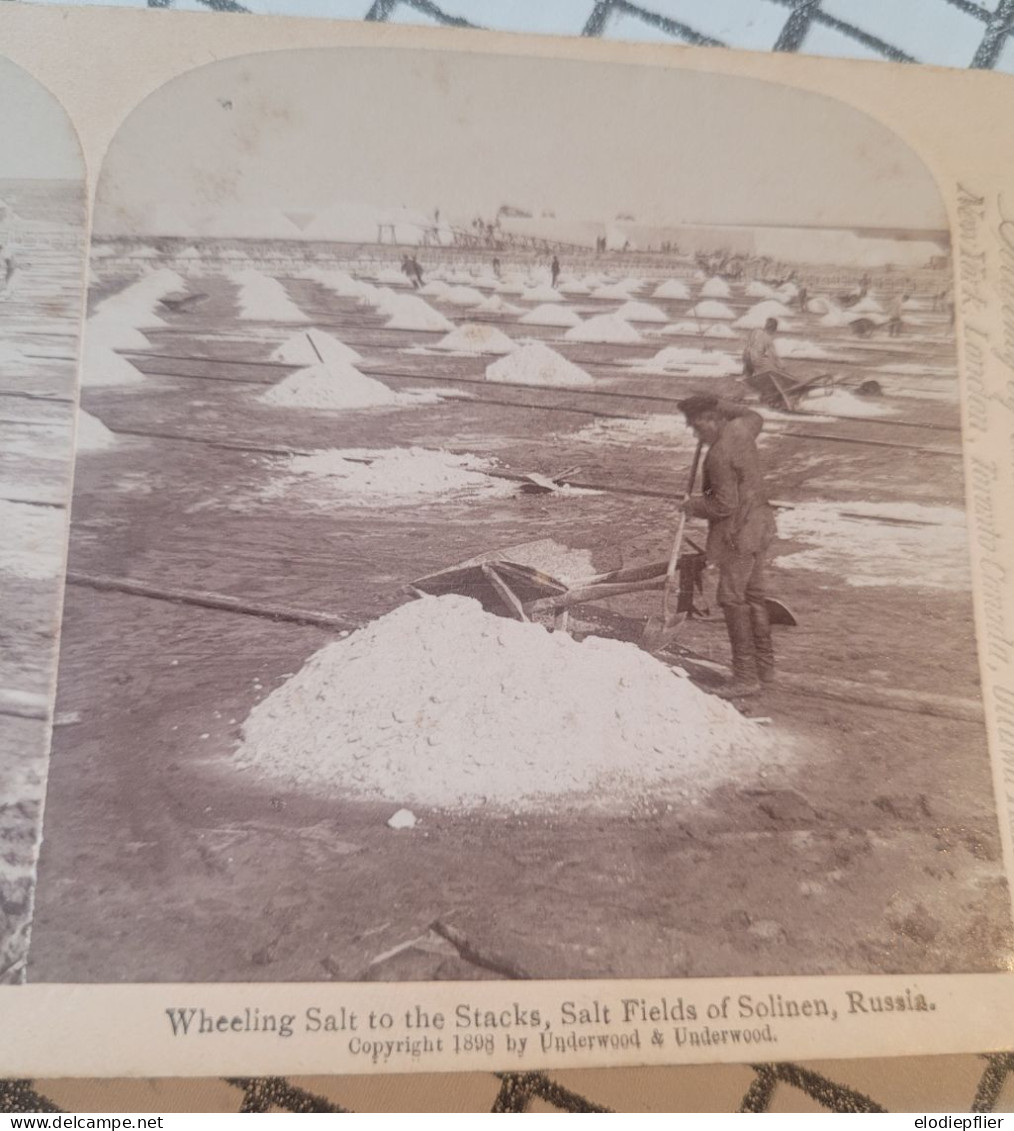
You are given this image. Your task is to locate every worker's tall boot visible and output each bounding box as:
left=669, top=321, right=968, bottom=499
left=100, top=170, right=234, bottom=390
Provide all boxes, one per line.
left=716, top=605, right=762, bottom=699
left=751, top=600, right=775, bottom=684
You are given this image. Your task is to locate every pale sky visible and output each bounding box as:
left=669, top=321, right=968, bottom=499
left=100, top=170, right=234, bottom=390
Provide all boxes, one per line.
left=0, top=58, right=83, bottom=181
left=95, top=46, right=947, bottom=234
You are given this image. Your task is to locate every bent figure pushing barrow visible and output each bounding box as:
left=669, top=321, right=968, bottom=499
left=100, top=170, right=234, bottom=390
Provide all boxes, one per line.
left=676, top=394, right=777, bottom=699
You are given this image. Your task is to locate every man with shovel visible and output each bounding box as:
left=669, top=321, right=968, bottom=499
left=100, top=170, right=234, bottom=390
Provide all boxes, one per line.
left=677, top=394, right=777, bottom=699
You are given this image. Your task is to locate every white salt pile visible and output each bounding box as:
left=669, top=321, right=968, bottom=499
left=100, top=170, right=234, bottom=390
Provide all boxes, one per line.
left=0, top=500, right=65, bottom=580
left=81, top=341, right=145, bottom=388
left=232, top=270, right=309, bottom=323
left=235, top=594, right=775, bottom=811
left=776, top=503, right=970, bottom=590
left=663, top=321, right=738, bottom=339
left=652, top=279, right=691, bottom=300
left=733, top=300, right=796, bottom=329
left=486, top=342, right=593, bottom=387
left=850, top=294, right=884, bottom=314
left=744, top=280, right=780, bottom=300
left=441, top=285, right=487, bottom=307
left=310, top=270, right=376, bottom=300
left=795, top=388, right=896, bottom=417
left=776, top=338, right=848, bottom=361
left=270, top=329, right=362, bottom=367
left=382, top=295, right=454, bottom=332
left=806, top=296, right=835, bottom=315
left=613, top=301, right=668, bottom=323
left=375, top=267, right=411, bottom=286
left=419, top=280, right=450, bottom=297
left=634, top=346, right=739, bottom=377
left=85, top=316, right=150, bottom=353
left=259, top=361, right=401, bottom=410
left=473, top=294, right=524, bottom=316
left=368, top=286, right=400, bottom=315
left=688, top=301, right=736, bottom=320
left=76, top=410, right=117, bottom=452
left=699, top=276, right=731, bottom=298
left=270, top=447, right=514, bottom=505
left=92, top=268, right=185, bottom=328
left=564, top=315, right=642, bottom=344
left=558, top=278, right=591, bottom=296
left=575, top=414, right=698, bottom=449
left=590, top=281, right=640, bottom=300
left=519, top=304, right=582, bottom=328
left=435, top=323, right=516, bottom=354
left=520, top=283, right=564, bottom=303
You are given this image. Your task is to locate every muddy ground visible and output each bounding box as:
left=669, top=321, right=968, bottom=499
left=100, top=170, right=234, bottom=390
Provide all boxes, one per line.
left=25, top=257, right=1013, bottom=983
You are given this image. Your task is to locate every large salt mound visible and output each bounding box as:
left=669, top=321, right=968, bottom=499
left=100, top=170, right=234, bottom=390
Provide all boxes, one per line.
left=436, top=323, right=516, bottom=354
left=233, top=270, right=309, bottom=323
left=272, top=447, right=514, bottom=505
left=558, top=278, right=591, bottom=296
left=235, top=594, right=774, bottom=811
left=733, top=300, right=796, bottom=329
left=0, top=500, right=65, bottom=580
left=519, top=303, right=582, bottom=328
left=850, top=294, right=884, bottom=314
left=521, top=283, right=564, bottom=303
left=441, top=285, right=487, bottom=307
left=652, top=279, right=691, bottom=300
left=259, top=361, right=401, bottom=409
left=77, top=410, right=117, bottom=452
left=473, top=294, right=524, bottom=316
left=613, top=300, right=668, bottom=323
left=271, top=329, right=362, bottom=367
left=564, top=315, right=642, bottom=344
left=699, top=276, right=731, bottom=298
left=82, top=341, right=145, bottom=387
left=486, top=342, right=593, bottom=387
left=637, top=346, right=740, bottom=377
left=419, top=280, right=450, bottom=297
left=688, top=301, right=736, bottom=320
left=382, top=295, right=454, bottom=332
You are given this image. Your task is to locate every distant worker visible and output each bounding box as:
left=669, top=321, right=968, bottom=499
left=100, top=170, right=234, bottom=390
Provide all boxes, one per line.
left=677, top=394, right=777, bottom=699
left=887, top=293, right=909, bottom=337
left=797, top=285, right=808, bottom=314
left=550, top=255, right=560, bottom=289
left=492, top=256, right=501, bottom=277
left=742, top=317, right=782, bottom=378
left=400, top=254, right=413, bottom=285
left=408, top=255, right=424, bottom=289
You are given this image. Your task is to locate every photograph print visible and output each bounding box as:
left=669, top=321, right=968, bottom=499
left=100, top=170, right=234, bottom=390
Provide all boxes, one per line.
left=19, top=46, right=1013, bottom=990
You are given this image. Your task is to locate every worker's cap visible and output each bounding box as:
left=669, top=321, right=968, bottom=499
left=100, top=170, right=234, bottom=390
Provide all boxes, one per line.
left=765, top=317, right=778, bottom=331
left=677, top=394, right=720, bottom=421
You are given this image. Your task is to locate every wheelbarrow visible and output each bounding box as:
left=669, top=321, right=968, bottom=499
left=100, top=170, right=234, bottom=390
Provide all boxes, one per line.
left=408, top=542, right=795, bottom=648
left=741, top=367, right=835, bottom=412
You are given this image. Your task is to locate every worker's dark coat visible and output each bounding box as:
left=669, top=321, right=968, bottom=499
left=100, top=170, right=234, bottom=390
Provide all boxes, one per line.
left=686, top=410, right=776, bottom=564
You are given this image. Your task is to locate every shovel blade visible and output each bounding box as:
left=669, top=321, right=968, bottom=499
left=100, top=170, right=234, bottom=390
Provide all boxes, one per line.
left=641, top=611, right=688, bottom=654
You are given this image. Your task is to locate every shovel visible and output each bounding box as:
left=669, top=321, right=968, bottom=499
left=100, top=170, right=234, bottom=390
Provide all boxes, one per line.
left=642, top=441, right=703, bottom=653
